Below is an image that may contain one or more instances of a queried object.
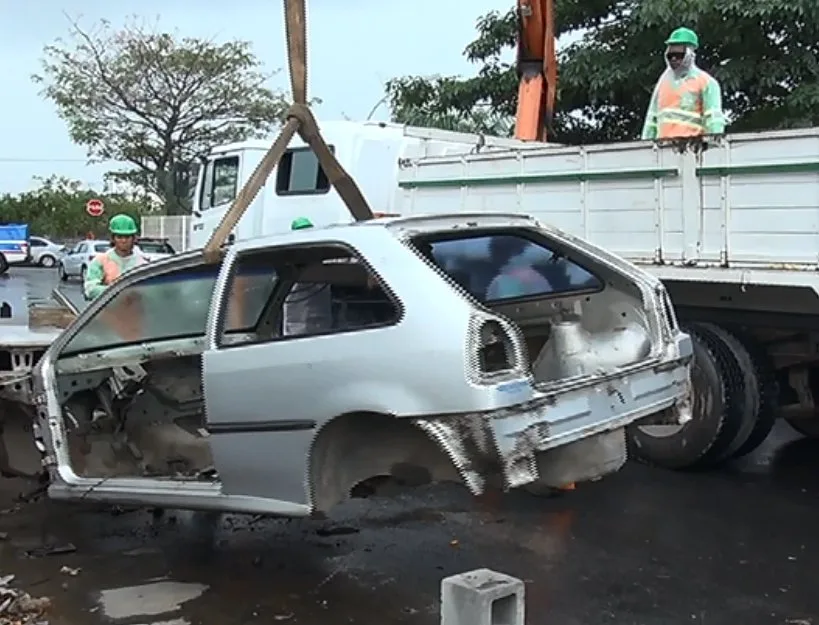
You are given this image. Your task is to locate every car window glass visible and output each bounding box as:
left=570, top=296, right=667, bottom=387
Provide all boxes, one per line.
left=139, top=242, right=172, bottom=254
left=94, top=244, right=109, bottom=253
left=417, top=232, right=602, bottom=302
left=30, top=239, right=45, bottom=247
left=211, top=157, right=240, bottom=206
left=218, top=244, right=399, bottom=347
left=77, top=243, right=87, bottom=253
left=275, top=147, right=332, bottom=195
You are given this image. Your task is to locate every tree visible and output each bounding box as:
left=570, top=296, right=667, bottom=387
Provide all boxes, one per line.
left=34, top=18, right=294, bottom=215
left=386, top=1, right=819, bottom=144
left=0, top=176, right=151, bottom=240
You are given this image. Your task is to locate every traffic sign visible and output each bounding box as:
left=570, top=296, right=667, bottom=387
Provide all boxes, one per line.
left=86, top=198, right=104, bottom=217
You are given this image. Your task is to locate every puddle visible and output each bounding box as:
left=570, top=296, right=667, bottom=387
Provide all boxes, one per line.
left=97, top=581, right=208, bottom=620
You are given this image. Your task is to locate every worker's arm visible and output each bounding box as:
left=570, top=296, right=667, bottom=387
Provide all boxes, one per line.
left=83, top=258, right=106, bottom=300
left=702, top=77, right=726, bottom=135
left=641, top=83, right=660, bottom=140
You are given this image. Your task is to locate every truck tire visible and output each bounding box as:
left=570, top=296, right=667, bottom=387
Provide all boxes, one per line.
left=628, top=325, right=744, bottom=469
left=726, top=330, right=778, bottom=458
left=693, top=323, right=760, bottom=460
left=0, top=253, right=7, bottom=276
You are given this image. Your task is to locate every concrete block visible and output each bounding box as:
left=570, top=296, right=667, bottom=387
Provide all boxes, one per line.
left=440, top=568, right=524, bottom=625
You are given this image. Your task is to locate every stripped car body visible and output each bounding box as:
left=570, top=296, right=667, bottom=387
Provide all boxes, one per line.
left=12, top=213, right=691, bottom=516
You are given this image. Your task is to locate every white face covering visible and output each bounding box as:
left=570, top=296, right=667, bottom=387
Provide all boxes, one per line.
left=665, top=46, right=696, bottom=76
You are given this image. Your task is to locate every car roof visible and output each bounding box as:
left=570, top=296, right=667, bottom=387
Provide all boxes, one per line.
left=231, top=212, right=540, bottom=252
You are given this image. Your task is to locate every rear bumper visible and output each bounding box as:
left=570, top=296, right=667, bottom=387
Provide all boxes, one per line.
left=414, top=352, right=692, bottom=493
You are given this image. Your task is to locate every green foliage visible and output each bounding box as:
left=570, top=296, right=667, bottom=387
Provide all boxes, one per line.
left=0, top=176, right=152, bottom=240
left=33, top=17, right=299, bottom=214
left=386, top=0, right=819, bottom=143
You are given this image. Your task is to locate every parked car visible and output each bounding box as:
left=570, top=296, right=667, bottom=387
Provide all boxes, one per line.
left=0, top=224, right=30, bottom=275
left=58, top=239, right=110, bottom=281
left=28, top=236, right=65, bottom=268
left=6, top=214, right=691, bottom=517
left=137, top=238, right=176, bottom=262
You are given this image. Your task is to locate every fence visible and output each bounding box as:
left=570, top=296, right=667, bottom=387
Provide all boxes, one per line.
left=140, top=216, right=191, bottom=252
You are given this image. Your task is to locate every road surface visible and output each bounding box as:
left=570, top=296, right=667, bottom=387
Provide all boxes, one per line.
left=0, top=267, right=818, bottom=625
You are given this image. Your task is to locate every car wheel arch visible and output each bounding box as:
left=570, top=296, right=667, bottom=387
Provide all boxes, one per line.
left=306, top=411, right=466, bottom=514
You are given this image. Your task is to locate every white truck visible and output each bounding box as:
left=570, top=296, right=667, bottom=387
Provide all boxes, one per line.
left=189, top=121, right=819, bottom=470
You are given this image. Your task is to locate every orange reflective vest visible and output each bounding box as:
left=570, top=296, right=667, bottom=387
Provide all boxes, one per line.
left=95, top=252, right=147, bottom=342
left=655, top=72, right=710, bottom=138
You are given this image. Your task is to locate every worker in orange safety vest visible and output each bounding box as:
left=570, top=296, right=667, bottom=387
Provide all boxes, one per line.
left=83, top=214, right=148, bottom=300
left=641, top=27, right=726, bottom=140
left=83, top=214, right=149, bottom=342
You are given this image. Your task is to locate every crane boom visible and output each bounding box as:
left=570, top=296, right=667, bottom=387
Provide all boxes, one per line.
left=514, top=0, right=557, bottom=142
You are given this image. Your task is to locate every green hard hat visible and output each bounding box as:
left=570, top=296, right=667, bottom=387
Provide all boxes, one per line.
left=109, top=213, right=138, bottom=236
left=665, top=27, right=699, bottom=48
left=291, top=216, right=313, bottom=230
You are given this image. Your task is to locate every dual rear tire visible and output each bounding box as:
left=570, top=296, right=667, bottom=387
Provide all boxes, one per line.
left=628, top=323, right=777, bottom=469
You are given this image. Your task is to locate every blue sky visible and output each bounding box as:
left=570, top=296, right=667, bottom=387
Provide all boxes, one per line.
left=0, top=0, right=512, bottom=195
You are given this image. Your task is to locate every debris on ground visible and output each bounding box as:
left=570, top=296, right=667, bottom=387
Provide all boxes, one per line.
left=0, top=573, right=51, bottom=624
left=59, top=566, right=80, bottom=577
left=24, top=543, right=76, bottom=559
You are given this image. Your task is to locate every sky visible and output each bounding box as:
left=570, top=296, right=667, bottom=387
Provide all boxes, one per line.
left=0, top=0, right=514, bottom=195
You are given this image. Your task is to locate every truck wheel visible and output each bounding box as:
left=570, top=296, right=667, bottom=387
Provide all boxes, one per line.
left=785, top=417, right=819, bottom=439
left=0, top=253, right=7, bottom=276
left=726, top=330, right=778, bottom=458
left=628, top=325, right=744, bottom=469
left=693, top=323, right=760, bottom=460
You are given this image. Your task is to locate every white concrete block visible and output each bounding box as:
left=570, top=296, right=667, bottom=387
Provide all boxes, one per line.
left=440, top=568, right=524, bottom=625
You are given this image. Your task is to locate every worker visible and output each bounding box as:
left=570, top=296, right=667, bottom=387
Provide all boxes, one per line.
left=282, top=216, right=334, bottom=335
left=641, top=27, right=725, bottom=140
left=83, top=214, right=147, bottom=300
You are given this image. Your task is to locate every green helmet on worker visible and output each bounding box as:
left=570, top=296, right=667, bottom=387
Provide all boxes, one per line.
left=291, top=216, right=313, bottom=230
left=665, top=27, right=699, bottom=49
left=664, top=27, right=699, bottom=74
left=109, top=213, right=138, bottom=236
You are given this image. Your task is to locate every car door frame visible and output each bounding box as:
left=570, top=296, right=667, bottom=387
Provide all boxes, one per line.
left=35, top=251, right=223, bottom=495
left=199, top=234, right=409, bottom=506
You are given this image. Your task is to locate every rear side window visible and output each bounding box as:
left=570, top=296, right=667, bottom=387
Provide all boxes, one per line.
left=140, top=241, right=175, bottom=254
left=416, top=231, right=602, bottom=303
left=275, top=147, right=332, bottom=195
left=94, top=244, right=110, bottom=253
left=199, top=155, right=240, bottom=210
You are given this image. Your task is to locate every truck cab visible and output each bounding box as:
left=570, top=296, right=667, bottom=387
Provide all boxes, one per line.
left=188, top=120, right=531, bottom=248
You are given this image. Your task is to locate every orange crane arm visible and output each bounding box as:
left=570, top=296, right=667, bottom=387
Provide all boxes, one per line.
left=514, top=0, right=557, bottom=142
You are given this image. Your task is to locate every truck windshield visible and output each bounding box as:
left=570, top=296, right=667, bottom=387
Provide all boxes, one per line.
left=414, top=230, right=602, bottom=303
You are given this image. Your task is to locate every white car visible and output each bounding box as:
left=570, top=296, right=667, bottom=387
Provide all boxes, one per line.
left=58, top=240, right=110, bottom=281
left=3, top=213, right=692, bottom=517
left=136, top=238, right=176, bottom=262
left=28, top=236, right=66, bottom=268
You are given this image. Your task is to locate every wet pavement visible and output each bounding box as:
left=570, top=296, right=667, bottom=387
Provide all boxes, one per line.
left=1, top=268, right=818, bottom=625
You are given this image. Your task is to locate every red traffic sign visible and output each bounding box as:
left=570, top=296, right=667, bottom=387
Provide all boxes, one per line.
left=86, top=198, right=104, bottom=217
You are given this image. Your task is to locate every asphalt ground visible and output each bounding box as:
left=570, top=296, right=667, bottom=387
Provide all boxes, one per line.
left=0, top=266, right=817, bottom=625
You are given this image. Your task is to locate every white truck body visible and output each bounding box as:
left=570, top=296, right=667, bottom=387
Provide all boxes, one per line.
left=395, top=128, right=819, bottom=282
